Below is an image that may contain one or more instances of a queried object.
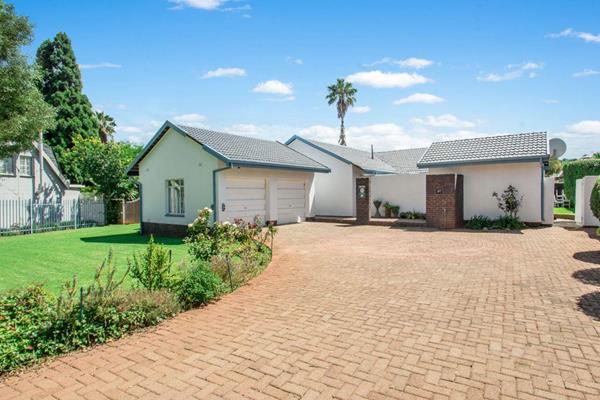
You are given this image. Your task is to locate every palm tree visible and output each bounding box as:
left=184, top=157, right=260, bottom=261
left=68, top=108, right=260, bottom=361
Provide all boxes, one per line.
left=326, top=79, right=357, bottom=146
left=95, top=111, right=116, bottom=143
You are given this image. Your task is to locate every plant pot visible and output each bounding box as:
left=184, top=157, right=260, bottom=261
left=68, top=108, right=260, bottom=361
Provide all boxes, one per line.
left=384, top=208, right=391, bottom=218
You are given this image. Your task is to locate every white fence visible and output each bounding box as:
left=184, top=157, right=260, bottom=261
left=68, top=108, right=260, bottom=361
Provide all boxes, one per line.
left=575, top=176, right=600, bottom=227
left=0, top=199, right=105, bottom=235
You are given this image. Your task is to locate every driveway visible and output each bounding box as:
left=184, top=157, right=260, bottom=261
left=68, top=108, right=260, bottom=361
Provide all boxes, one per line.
left=2, top=223, right=600, bottom=399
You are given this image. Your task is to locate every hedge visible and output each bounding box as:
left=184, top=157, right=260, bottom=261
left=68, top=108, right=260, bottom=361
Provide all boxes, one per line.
left=563, top=158, right=600, bottom=207
left=592, top=177, right=600, bottom=220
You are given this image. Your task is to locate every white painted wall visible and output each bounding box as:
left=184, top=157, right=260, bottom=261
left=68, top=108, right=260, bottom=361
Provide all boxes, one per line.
left=370, top=173, right=426, bottom=216
left=543, top=176, right=554, bottom=224
left=0, top=149, right=69, bottom=201
left=428, top=162, right=545, bottom=223
left=139, top=128, right=219, bottom=225
left=575, top=176, right=600, bottom=227
left=288, top=139, right=354, bottom=216
left=217, top=166, right=315, bottom=224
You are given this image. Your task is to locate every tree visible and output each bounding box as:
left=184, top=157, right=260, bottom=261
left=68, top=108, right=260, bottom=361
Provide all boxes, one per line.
left=326, top=79, right=357, bottom=146
left=0, top=0, right=55, bottom=158
left=545, top=156, right=562, bottom=177
left=95, top=111, right=116, bottom=143
left=35, top=32, right=99, bottom=171
left=62, top=136, right=141, bottom=223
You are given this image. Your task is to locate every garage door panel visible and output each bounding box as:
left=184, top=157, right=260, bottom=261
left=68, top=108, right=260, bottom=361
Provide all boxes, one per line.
left=276, top=180, right=306, bottom=224
left=222, top=177, right=266, bottom=224
left=227, top=200, right=266, bottom=212
left=225, top=188, right=265, bottom=200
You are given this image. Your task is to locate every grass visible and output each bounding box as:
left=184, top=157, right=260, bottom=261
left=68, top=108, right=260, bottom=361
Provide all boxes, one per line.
left=0, top=224, right=187, bottom=294
left=554, top=207, right=575, bottom=220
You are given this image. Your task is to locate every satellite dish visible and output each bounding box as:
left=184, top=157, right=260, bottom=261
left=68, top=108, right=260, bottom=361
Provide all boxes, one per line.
left=549, top=138, right=567, bottom=158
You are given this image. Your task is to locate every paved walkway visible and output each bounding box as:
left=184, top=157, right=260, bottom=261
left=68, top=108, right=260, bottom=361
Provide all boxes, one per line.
left=2, top=223, right=600, bottom=399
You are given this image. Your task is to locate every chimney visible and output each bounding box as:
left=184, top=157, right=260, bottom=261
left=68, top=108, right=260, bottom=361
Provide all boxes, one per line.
left=371, top=144, right=374, bottom=159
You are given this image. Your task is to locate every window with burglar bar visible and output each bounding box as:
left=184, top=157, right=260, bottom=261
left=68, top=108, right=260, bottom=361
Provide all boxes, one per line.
left=19, top=156, right=32, bottom=176
left=166, top=179, right=184, bottom=215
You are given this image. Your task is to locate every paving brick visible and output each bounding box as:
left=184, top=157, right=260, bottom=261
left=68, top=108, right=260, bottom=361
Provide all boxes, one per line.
left=1, top=224, right=600, bottom=399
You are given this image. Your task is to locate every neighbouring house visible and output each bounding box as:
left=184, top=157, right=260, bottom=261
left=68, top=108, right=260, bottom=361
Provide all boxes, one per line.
left=0, top=143, right=82, bottom=202
left=127, top=121, right=330, bottom=237
left=288, top=132, right=553, bottom=225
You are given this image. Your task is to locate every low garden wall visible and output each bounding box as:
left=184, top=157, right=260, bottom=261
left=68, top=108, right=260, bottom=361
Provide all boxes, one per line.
left=370, top=173, right=426, bottom=217
left=576, top=176, right=600, bottom=227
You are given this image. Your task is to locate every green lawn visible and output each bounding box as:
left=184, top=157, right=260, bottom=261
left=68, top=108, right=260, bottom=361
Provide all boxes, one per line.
left=554, top=207, right=575, bottom=220
left=0, top=224, right=188, bottom=294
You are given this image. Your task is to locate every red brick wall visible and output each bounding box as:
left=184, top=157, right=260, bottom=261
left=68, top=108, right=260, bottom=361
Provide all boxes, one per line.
left=355, top=177, right=371, bottom=225
left=426, top=174, right=464, bottom=229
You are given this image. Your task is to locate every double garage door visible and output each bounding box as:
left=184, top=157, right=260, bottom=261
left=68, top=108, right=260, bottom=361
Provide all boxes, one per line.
left=221, top=178, right=305, bottom=225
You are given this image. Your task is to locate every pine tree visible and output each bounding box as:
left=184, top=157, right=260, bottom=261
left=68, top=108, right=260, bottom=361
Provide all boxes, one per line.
left=35, top=32, right=99, bottom=165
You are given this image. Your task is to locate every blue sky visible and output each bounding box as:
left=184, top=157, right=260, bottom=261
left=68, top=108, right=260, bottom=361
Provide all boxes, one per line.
left=13, top=0, right=600, bottom=158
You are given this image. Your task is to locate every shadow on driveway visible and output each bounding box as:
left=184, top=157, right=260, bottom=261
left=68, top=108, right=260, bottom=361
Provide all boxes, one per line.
left=577, top=292, right=600, bottom=321
left=574, top=251, right=600, bottom=265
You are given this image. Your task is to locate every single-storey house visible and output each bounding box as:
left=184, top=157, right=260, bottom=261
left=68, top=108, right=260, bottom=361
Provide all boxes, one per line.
left=131, top=121, right=553, bottom=236
left=127, top=121, right=330, bottom=236
left=287, top=131, right=552, bottom=225
left=0, top=143, right=81, bottom=201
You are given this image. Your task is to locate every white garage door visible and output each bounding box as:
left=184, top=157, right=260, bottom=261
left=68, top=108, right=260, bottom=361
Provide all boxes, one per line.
left=222, top=178, right=266, bottom=223
left=277, top=180, right=306, bottom=224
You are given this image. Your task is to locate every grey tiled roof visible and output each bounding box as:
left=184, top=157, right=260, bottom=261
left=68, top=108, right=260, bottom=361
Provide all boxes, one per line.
left=177, top=125, right=329, bottom=172
left=304, top=139, right=397, bottom=173
left=417, top=132, right=548, bottom=167
left=375, top=148, right=428, bottom=174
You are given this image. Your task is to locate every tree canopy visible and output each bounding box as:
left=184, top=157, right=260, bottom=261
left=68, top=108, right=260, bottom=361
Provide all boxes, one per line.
left=326, top=79, right=357, bottom=146
left=0, top=0, right=55, bottom=159
left=35, top=32, right=98, bottom=166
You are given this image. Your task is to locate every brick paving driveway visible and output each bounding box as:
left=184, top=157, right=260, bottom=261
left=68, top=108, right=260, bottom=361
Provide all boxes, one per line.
left=2, top=223, right=600, bottom=400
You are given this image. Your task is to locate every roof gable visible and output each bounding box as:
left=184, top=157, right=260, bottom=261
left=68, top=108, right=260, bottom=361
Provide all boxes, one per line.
left=417, top=132, right=549, bottom=168
left=286, top=136, right=397, bottom=174
left=127, top=121, right=330, bottom=175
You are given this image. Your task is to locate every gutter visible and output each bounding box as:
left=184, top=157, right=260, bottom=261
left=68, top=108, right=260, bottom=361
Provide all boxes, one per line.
left=212, top=163, right=232, bottom=222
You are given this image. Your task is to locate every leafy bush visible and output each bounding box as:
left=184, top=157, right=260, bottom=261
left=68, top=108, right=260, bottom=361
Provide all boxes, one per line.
left=492, top=185, right=523, bottom=218
left=0, top=286, right=54, bottom=374
left=465, top=215, right=493, bottom=230
left=492, top=215, right=524, bottom=230
left=176, top=262, right=225, bottom=309
left=591, top=177, right=600, bottom=221
left=128, top=235, right=175, bottom=291
left=563, top=158, right=600, bottom=206
left=399, top=210, right=426, bottom=220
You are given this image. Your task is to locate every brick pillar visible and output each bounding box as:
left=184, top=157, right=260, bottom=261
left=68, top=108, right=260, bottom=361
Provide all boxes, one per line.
left=426, top=174, right=464, bottom=229
left=355, top=177, right=371, bottom=225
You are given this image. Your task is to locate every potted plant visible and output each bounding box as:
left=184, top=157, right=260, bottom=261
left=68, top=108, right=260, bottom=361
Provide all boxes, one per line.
left=373, top=200, right=383, bottom=217
left=383, top=202, right=392, bottom=218
left=390, top=205, right=400, bottom=218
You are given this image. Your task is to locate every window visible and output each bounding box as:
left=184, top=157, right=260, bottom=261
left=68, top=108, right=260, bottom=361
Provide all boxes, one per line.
left=0, top=157, right=15, bottom=175
left=19, top=156, right=32, bottom=176
left=166, top=179, right=184, bottom=216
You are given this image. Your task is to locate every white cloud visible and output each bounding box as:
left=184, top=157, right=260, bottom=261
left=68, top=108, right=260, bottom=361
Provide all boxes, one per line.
left=169, top=0, right=226, bottom=10
left=567, top=120, right=600, bottom=135
left=365, top=57, right=434, bottom=69
left=411, top=114, right=476, bottom=129
left=172, top=113, right=207, bottom=127
left=346, top=70, right=431, bottom=88
left=79, top=62, right=121, bottom=70
left=286, top=56, right=303, bottom=65
left=351, top=106, right=371, bottom=114
left=252, top=80, right=293, bottom=96
left=544, top=99, right=559, bottom=104
left=118, top=126, right=143, bottom=134
left=202, top=67, right=246, bottom=79
left=298, top=123, right=430, bottom=151
left=573, top=69, right=599, bottom=78
left=477, top=62, right=543, bottom=82
left=393, top=93, right=444, bottom=105
left=548, top=28, right=600, bottom=44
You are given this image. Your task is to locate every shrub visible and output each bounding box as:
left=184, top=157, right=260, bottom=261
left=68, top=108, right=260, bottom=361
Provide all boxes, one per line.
left=563, top=158, right=600, bottom=206
left=399, top=210, right=426, bottom=220
left=465, top=215, right=493, bottom=230
left=176, top=262, right=225, bottom=309
left=0, top=286, right=54, bottom=373
left=107, top=290, right=180, bottom=330
left=492, top=185, right=523, bottom=218
left=492, top=215, right=524, bottom=230
left=591, top=177, right=600, bottom=221
left=128, top=235, right=175, bottom=291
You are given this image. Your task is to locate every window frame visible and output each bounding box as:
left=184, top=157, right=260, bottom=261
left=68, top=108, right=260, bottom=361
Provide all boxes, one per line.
left=165, top=179, right=185, bottom=217
left=0, top=156, right=15, bottom=176
left=18, top=155, right=33, bottom=177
